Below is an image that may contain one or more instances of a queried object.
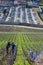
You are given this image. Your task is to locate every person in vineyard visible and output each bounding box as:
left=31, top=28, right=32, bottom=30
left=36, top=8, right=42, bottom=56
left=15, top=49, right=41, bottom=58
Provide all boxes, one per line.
left=6, top=42, right=11, bottom=54
left=30, top=50, right=37, bottom=61
left=11, top=43, right=16, bottom=54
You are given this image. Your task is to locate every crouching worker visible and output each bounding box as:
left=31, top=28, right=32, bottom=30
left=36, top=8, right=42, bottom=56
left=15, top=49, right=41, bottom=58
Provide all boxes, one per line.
left=30, top=51, right=37, bottom=61
left=6, top=42, right=11, bottom=54
left=11, top=43, right=16, bottom=54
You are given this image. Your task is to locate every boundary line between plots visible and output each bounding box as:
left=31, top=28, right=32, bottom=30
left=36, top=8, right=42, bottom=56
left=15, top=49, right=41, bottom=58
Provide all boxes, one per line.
left=0, top=25, right=43, bottom=30
left=0, top=32, right=43, bottom=34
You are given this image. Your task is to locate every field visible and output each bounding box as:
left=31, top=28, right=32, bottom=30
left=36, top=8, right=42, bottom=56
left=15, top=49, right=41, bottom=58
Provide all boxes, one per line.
left=0, top=0, right=43, bottom=65
left=39, top=13, right=43, bottom=21
left=0, top=30, right=43, bottom=65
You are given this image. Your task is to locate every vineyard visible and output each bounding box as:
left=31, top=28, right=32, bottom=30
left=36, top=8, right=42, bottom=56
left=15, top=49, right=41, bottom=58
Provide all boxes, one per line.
left=0, top=33, right=43, bottom=65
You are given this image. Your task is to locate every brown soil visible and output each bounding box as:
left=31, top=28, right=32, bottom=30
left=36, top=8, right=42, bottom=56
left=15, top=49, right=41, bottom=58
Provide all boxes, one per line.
left=35, top=52, right=43, bottom=65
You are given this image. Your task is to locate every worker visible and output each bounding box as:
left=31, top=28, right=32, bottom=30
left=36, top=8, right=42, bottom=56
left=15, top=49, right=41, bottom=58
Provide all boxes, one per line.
left=6, top=42, right=11, bottom=54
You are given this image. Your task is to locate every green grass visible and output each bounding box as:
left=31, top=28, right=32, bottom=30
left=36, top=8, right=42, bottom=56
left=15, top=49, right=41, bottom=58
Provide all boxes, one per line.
left=0, top=33, right=43, bottom=65
left=38, top=2, right=43, bottom=5
left=38, top=9, right=43, bottom=21
left=39, top=13, right=43, bottom=21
